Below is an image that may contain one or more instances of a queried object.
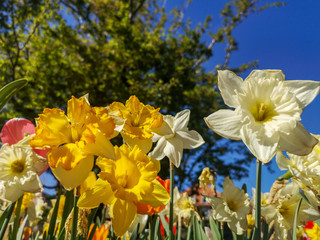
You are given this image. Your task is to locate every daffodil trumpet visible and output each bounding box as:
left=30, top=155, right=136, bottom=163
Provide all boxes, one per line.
left=77, top=144, right=170, bottom=236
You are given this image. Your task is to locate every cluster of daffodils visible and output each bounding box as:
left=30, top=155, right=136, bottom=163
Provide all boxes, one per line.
left=202, top=69, right=320, bottom=239
left=1, top=69, right=320, bottom=239
left=0, top=94, right=203, bottom=238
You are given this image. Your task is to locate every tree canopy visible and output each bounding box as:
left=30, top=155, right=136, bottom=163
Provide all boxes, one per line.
left=0, top=0, right=283, bottom=188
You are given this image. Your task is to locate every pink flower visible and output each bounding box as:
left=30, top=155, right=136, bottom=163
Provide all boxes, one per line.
left=1, top=118, right=49, bottom=174
left=1, top=118, right=35, bottom=145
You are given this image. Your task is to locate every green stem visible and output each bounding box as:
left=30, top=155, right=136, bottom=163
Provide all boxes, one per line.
left=71, top=194, right=79, bottom=240
left=252, top=160, right=262, bottom=240
left=293, top=198, right=303, bottom=240
left=169, top=161, right=174, bottom=240
left=12, top=195, right=24, bottom=239
left=0, top=202, right=16, bottom=239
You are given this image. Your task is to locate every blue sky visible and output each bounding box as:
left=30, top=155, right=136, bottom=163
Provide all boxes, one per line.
left=168, top=0, right=320, bottom=196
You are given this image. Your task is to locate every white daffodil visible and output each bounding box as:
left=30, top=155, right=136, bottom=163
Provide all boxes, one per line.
left=205, top=177, right=250, bottom=235
left=276, top=135, right=320, bottom=208
left=205, top=70, right=320, bottom=163
left=149, top=109, right=204, bottom=167
left=0, top=144, right=44, bottom=202
left=261, top=182, right=319, bottom=240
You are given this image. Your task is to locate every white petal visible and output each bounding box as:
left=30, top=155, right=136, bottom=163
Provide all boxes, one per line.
left=218, top=70, right=243, bottom=108
left=240, top=123, right=279, bottom=163
left=175, top=130, right=204, bottom=149
left=173, top=109, right=190, bottom=131
left=275, top=152, right=291, bottom=171
left=278, top=123, right=318, bottom=156
left=261, top=204, right=277, bottom=224
left=149, top=137, right=167, bottom=160
left=245, top=70, right=285, bottom=81
left=204, top=109, right=242, bottom=140
left=227, top=216, right=247, bottom=235
left=164, top=137, right=183, bottom=168
left=0, top=182, right=24, bottom=202
left=19, top=173, right=43, bottom=193
left=153, top=120, right=173, bottom=136
left=285, top=80, right=320, bottom=108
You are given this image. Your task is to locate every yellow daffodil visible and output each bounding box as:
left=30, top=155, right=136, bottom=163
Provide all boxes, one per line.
left=0, top=144, right=44, bottom=202
left=205, top=70, right=320, bottom=163
left=30, top=96, right=116, bottom=190
left=109, top=95, right=163, bottom=153
left=305, top=221, right=320, bottom=239
left=198, top=167, right=215, bottom=192
left=77, top=144, right=170, bottom=236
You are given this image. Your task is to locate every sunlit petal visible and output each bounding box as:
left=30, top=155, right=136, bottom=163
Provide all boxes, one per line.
left=285, top=80, right=320, bottom=108
left=110, top=199, right=137, bottom=236
left=78, top=178, right=115, bottom=208
left=278, top=123, right=318, bottom=156
left=218, top=70, right=243, bottom=108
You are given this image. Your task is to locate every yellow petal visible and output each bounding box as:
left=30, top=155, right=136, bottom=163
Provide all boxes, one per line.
left=91, top=107, right=116, bottom=138
left=67, top=96, right=92, bottom=126
left=110, top=199, right=137, bottom=236
left=80, top=171, right=97, bottom=195
left=121, top=133, right=152, bottom=154
left=51, top=153, right=94, bottom=191
left=78, top=179, right=115, bottom=209
left=81, top=124, right=115, bottom=159
left=30, top=108, right=72, bottom=148
left=139, top=179, right=170, bottom=208
left=48, top=143, right=88, bottom=170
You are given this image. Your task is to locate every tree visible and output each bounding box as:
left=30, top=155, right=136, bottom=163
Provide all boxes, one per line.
left=0, top=0, right=284, bottom=189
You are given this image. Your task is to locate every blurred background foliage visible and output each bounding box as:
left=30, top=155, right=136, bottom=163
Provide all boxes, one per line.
left=0, top=0, right=283, bottom=190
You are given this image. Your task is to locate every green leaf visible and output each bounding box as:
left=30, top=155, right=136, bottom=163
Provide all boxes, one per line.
left=87, top=207, right=99, bottom=233
left=209, top=217, right=221, bottom=240
left=262, top=222, right=270, bottom=240
left=159, top=213, right=170, bottom=237
left=12, top=195, right=24, bottom=239
left=192, top=215, right=208, bottom=240
left=293, top=198, right=303, bottom=240
left=47, top=193, right=61, bottom=239
left=0, top=79, right=28, bottom=110
left=87, top=224, right=97, bottom=240
left=0, top=202, right=16, bottom=240
left=70, top=195, right=79, bottom=240
left=277, top=171, right=293, bottom=181
left=297, top=190, right=310, bottom=205
left=34, top=231, right=40, bottom=240
left=59, top=190, right=74, bottom=234
left=130, top=223, right=140, bottom=240
left=186, top=222, right=192, bottom=240
left=16, top=214, right=29, bottom=240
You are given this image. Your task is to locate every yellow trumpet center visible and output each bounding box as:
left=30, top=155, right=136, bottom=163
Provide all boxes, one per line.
left=11, top=160, right=25, bottom=174
left=250, top=102, right=276, bottom=122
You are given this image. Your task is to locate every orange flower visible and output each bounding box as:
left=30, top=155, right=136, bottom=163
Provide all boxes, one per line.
left=135, top=176, right=170, bottom=215
left=88, top=223, right=109, bottom=240
left=23, top=227, right=32, bottom=240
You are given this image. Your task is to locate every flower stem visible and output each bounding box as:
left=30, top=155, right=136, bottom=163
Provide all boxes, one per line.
left=252, top=160, right=262, bottom=240
left=12, top=195, right=24, bottom=239
left=71, top=188, right=80, bottom=240
left=169, top=161, right=175, bottom=240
